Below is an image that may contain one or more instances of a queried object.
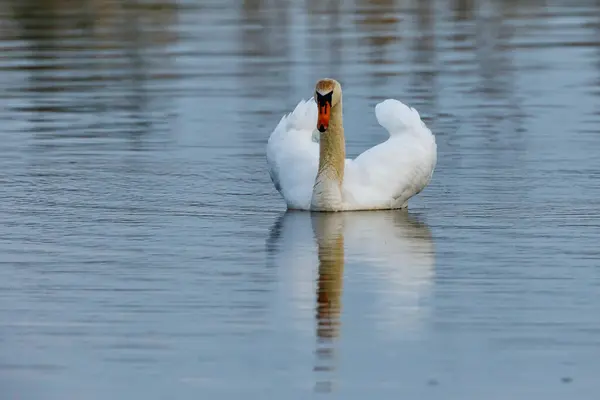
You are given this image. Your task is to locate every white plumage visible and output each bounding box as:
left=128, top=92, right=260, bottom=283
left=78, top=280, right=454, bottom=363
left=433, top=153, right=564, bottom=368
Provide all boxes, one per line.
left=266, top=93, right=437, bottom=211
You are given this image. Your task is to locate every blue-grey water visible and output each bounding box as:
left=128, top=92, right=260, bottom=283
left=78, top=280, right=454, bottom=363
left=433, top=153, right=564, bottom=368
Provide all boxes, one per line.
left=2, top=0, right=600, bottom=399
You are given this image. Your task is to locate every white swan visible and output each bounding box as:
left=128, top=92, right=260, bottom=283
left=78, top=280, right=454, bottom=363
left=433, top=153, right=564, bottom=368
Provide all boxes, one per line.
left=266, top=78, right=437, bottom=212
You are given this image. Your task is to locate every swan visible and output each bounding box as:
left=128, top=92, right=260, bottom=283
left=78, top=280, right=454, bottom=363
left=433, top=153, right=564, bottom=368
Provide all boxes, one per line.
left=266, top=78, right=437, bottom=212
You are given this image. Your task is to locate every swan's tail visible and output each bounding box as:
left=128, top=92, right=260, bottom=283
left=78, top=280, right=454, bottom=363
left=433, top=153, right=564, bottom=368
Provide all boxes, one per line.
left=375, top=99, right=429, bottom=137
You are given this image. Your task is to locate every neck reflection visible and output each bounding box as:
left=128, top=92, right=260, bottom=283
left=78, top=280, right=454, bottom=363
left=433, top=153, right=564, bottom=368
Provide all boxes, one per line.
left=311, top=213, right=345, bottom=393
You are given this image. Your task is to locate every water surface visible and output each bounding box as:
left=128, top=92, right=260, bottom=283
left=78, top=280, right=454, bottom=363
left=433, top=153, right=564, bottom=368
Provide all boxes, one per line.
left=1, top=0, right=600, bottom=399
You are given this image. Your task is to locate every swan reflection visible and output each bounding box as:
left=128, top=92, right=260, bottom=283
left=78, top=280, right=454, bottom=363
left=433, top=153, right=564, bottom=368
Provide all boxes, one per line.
left=267, top=210, right=436, bottom=392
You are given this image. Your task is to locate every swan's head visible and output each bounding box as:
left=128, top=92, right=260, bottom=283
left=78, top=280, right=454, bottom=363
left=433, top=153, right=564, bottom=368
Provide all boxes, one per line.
left=315, top=78, right=342, bottom=133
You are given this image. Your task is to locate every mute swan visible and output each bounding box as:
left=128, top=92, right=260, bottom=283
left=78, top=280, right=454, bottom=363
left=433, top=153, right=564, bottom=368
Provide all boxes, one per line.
left=266, top=78, right=437, bottom=212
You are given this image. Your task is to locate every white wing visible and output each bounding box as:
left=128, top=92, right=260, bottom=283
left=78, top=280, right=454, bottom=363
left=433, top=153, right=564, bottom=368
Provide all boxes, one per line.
left=343, top=99, right=437, bottom=209
left=266, top=98, right=320, bottom=210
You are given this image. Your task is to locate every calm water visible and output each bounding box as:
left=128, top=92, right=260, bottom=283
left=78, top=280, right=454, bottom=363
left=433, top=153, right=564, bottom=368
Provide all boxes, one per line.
left=1, top=0, right=600, bottom=399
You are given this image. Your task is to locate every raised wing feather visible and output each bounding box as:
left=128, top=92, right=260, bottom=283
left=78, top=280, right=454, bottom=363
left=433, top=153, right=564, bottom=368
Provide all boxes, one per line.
left=266, top=98, right=320, bottom=209
left=343, top=99, right=437, bottom=209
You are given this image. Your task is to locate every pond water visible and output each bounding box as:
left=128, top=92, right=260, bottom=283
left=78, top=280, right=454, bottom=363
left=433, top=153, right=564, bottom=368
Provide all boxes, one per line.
left=1, top=0, right=600, bottom=399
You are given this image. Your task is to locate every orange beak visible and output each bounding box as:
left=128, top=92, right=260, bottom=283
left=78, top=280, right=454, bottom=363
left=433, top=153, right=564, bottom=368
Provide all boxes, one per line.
left=317, top=100, right=330, bottom=132
left=316, top=91, right=333, bottom=133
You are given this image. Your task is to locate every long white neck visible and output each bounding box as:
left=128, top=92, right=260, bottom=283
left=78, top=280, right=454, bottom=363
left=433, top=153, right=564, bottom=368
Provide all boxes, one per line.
left=311, top=100, right=345, bottom=211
